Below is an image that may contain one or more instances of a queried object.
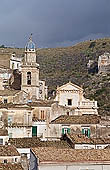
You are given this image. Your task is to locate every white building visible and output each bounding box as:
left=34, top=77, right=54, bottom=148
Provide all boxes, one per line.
left=10, top=52, right=23, bottom=70
left=55, top=81, right=98, bottom=115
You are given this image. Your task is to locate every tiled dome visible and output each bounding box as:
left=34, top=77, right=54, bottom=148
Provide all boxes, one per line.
left=25, top=35, right=35, bottom=50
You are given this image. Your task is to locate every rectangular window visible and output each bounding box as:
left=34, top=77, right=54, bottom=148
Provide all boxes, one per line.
left=83, top=146, right=88, bottom=149
left=68, top=99, right=72, bottom=106
left=4, top=99, right=7, bottom=104
left=8, top=116, right=13, bottom=125
left=41, top=110, right=45, bottom=120
left=97, top=146, right=102, bottom=149
left=0, top=139, right=3, bottom=144
left=62, top=128, right=70, bottom=135
left=82, top=128, right=90, bottom=138
left=32, top=126, right=37, bottom=137
left=9, top=133, right=12, bottom=138
left=15, top=158, right=18, bottom=162
left=4, top=159, right=7, bottom=163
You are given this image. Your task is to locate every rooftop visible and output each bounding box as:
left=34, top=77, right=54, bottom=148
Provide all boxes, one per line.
left=0, top=90, right=20, bottom=96
left=32, top=147, right=110, bottom=163
left=28, top=100, right=57, bottom=107
left=9, top=137, right=70, bottom=149
left=0, top=145, right=20, bottom=156
left=66, top=134, right=93, bottom=144
left=66, top=134, right=110, bottom=145
left=0, top=103, right=33, bottom=110
left=51, top=115, right=100, bottom=124
left=0, top=163, right=23, bottom=170
left=0, top=128, right=8, bottom=136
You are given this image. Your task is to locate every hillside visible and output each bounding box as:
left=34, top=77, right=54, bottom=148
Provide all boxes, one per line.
left=1, top=38, right=110, bottom=115
left=37, top=38, right=110, bottom=115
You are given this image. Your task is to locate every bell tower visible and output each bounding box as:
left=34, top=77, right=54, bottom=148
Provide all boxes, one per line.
left=21, top=35, right=39, bottom=99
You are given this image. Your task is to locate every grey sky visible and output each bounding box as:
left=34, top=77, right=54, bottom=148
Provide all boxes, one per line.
left=0, top=0, right=110, bottom=48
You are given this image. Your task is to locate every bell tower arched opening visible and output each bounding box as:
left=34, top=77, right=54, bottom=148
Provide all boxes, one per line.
left=27, top=72, right=31, bottom=85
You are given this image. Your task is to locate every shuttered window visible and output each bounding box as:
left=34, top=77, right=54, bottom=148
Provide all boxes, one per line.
left=32, top=126, right=37, bottom=137
left=82, top=128, right=90, bottom=138
left=62, top=128, right=70, bottom=135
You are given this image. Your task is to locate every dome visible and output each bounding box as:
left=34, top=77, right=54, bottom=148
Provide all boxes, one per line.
left=25, top=35, right=35, bottom=51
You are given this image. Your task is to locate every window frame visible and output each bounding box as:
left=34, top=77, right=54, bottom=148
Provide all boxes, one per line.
left=27, top=72, right=31, bottom=85
left=67, top=99, right=72, bottom=106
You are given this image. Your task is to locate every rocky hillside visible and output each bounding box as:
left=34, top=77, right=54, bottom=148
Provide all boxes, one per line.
left=1, top=38, right=110, bottom=115
left=37, top=38, right=110, bottom=115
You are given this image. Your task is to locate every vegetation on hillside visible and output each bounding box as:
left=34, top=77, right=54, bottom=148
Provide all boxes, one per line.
left=37, top=38, right=110, bottom=115
left=1, top=38, right=110, bottom=115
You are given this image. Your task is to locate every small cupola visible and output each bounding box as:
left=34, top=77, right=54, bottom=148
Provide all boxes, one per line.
left=25, top=34, right=36, bottom=52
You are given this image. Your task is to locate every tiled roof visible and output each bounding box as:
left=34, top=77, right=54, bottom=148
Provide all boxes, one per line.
left=0, top=103, right=33, bottom=110
left=28, top=100, right=57, bottom=107
left=32, top=147, right=110, bottom=163
left=0, top=163, right=23, bottom=170
left=9, top=138, right=70, bottom=149
left=66, top=134, right=110, bottom=144
left=0, top=145, right=20, bottom=156
left=0, top=90, right=20, bottom=96
left=0, top=129, right=8, bottom=136
left=51, top=115, right=100, bottom=124
left=66, top=134, right=93, bottom=144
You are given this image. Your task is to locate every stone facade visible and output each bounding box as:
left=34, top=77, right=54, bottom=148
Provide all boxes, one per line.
left=98, top=52, right=110, bottom=73
left=55, top=82, right=98, bottom=115
left=0, top=104, right=33, bottom=138
left=21, top=36, right=47, bottom=100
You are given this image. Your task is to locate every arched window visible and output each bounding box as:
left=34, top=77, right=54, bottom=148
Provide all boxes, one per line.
left=27, top=72, right=31, bottom=85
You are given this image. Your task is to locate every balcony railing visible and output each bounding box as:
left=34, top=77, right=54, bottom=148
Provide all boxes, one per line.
left=78, top=101, right=97, bottom=108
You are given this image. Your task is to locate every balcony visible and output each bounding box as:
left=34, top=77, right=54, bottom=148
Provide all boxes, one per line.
left=78, top=100, right=97, bottom=108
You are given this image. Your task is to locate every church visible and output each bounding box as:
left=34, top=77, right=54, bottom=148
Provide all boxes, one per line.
left=0, top=35, right=47, bottom=103
left=20, top=35, right=47, bottom=100
left=0, top=35, right=100, bottom=140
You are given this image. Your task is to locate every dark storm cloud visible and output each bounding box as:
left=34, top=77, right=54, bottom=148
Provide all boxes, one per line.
left=0, top=0, right=110, bottom=47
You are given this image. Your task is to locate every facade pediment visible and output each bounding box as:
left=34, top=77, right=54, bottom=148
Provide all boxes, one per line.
left=57, top=82, right=83, bottom=92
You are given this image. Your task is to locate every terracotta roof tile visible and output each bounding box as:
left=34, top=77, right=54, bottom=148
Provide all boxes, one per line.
left=51, top=115, right=100, bottom=124
left=9, top=138, right=70, bottom=149
left=66, top=134, right=93, bottom=144
left=66, top=134, right=110, bottom=145
left=0, top=145, right=20, bottom=156
left=28, top=100, right=57, bottom=107
left=32, top=147, right=110, bottom=163
left=0, top=103, right=33, bottom=110
left=0, top=129, right=8, bottom=136
left=0, top=90, right=20, bottom=96
left=0, top=163, right=23, bottom=170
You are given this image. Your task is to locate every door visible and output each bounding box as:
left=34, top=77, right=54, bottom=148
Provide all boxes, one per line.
left=32, top=126, right=37, bottom=137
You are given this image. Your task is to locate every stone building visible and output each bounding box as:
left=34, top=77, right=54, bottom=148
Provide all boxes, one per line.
left=0, top=89, right=28, bottom=104
left=98, top=52, right=110, bottom=73
left=21, top=35, right=47, bottom=100
left=49, top=114, right=100, bottom=138
left=55, top=81, right=98, bottom=115
left=0, top=103, right=33, bottom=138
left=0, top=35, right=47, bottom=102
